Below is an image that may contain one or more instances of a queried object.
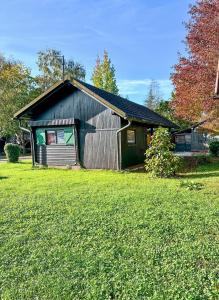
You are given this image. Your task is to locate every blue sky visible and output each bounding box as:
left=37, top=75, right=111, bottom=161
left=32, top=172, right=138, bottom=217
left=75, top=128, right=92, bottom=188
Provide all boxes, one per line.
left=0, top=0, right=193, bottom=104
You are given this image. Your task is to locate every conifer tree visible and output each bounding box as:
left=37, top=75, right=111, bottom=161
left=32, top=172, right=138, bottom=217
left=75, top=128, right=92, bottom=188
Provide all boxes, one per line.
left=91, top=56, right=103, bottom=89
left=145, top=80, right=161, bottom=110
left=91, top=50, right=119, bottom=95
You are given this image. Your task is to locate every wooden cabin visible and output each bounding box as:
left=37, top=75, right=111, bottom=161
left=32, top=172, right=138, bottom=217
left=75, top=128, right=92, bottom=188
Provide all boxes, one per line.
left=14, top=79, right=177, bottom=170
left=174, top=121, right=211, bottom=152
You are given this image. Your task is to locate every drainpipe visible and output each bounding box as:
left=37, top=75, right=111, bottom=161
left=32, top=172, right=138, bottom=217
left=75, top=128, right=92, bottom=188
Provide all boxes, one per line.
left=18, top=120, right=35, bottom=167
left=116, top=119, right=131, bottom=170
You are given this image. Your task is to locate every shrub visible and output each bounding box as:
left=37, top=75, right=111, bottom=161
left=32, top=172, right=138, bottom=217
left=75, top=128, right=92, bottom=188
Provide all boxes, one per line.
left=4, top=143, right=20, bottom=163
left=180, top=180, right=204, bottom=191
left=145, top=127, right=182, bottom=177
left=209, top=141, right=219, bottom=157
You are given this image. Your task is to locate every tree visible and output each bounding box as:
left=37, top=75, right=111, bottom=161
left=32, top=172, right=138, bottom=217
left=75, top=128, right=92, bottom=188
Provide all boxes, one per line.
left=91, top=50, right=119, bottom=95
left=171, top=0, right=219, bottom=123
left=145, top=127, right=181, bottom=177
left=65, top=60, right=86, bottom=82
left=0, top=55, right=38, bottom=150
left=0, top=55, right=36, bottom=136
left=155, top=94, right=190, bottom=129
left=145, top=80, right=162, bottom=110
left=155, top=100, right=173, bottom=119
left=37, top=49, right=86, bottom=90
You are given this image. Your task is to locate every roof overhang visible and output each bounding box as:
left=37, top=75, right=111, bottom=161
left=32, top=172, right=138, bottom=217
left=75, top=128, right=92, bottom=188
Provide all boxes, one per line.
left=29, top=118, right=79, bottom=127
left=13, top=79, right=126, bottom=120
left=72, top=79, right=126, bottom=119
left=126, top=116, right=179, bottom=128
left=13, top=80, right=70, bottom=119
left=13, top=78, right=179, bottom=129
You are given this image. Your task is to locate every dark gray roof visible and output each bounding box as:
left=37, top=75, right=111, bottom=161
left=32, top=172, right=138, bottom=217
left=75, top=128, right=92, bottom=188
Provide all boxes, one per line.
left=14, top=79, right=178, bottom=128
left=75, top=79, right=178, bottom=128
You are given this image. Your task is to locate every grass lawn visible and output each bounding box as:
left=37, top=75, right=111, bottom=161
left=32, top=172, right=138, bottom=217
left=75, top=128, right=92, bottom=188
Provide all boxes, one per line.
left=0, top=162, right=219, bottom=299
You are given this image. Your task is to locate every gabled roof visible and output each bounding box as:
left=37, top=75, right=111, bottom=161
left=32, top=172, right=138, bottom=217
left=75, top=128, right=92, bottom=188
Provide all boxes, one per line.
left=14, top=79, right=178, bottom=128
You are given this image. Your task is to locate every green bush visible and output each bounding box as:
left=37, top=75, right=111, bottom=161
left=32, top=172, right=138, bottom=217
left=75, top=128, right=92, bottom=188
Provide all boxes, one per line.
left=145, top=127, right=182, bottom=177
left=180, top=180, right=204, bottom=191
left=209, top=141, right=219, bottom=157
left=4, top=143, right=20, bottom=163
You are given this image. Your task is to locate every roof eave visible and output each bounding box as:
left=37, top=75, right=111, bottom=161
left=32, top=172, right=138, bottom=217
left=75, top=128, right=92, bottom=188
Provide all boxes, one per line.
left=126, top=116, right=179, bottom=128
left=72, top=79, right=126, bottom=119
left=13, top=80, right=68, bottom=119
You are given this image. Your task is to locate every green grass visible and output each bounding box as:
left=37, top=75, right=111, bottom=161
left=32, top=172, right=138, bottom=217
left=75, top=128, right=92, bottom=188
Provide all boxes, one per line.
left=0, top=162, right=219, bottom=299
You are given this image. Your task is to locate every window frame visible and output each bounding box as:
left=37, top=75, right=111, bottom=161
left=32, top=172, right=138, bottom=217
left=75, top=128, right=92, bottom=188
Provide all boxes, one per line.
left=127, top=129, right=136, bottom=145
left=46, top=128, right=66, bottom=145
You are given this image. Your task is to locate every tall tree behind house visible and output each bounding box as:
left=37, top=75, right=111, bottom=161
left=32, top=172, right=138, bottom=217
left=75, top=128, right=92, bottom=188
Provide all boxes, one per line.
left=91, top=50, right=119, bottom=95
left=37, top=49, right=86, bottom=91
left=144, top=80, right=162, bottom=110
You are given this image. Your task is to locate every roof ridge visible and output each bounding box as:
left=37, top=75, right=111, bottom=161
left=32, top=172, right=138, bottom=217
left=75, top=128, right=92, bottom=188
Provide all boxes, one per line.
left=73, top=78, right=177, bottom=127
left=14, top=77, right=178, bottom=128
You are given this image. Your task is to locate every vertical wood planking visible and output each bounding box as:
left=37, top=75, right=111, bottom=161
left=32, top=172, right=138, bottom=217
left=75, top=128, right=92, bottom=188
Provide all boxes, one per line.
left=34, top=88, right=120, bottom=169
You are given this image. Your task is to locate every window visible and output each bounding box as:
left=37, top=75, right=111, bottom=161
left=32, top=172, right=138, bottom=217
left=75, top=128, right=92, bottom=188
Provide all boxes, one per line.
left=36, top=127, right=74, bottom=146
left=47, top=130, right=56, bottom=145
left=127, top=129, right=136, bottom=144
left=185, top=134, right=191, bottom=144
left=46, top=129, right=65, bottom=145
left=175, top=135, right=185, bottom=144
left=57, top=129, right=65, bottom=144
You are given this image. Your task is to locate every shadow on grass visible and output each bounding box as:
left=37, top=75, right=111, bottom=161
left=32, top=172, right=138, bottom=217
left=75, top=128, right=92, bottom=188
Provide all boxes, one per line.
left=180, top=171, right=219, bottom=179
left=18, top=160, right=32, bottom=164
left=0, top=176, right=8, bottom=180
left=180, top=162, right=219, bottom=179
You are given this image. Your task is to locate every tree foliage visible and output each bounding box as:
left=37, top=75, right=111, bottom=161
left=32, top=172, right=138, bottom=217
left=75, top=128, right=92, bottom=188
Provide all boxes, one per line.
left=209, top=141, right=219, bottom=156
left=145, top=80, right=162, bottom=110
left=171, top=0, right=219, bottom=122
left=145, top=127, right=181, bottom=177
left=0, top=55, right=38, bottom=137
left=37, top=49, right=86, bottom=90
left=0, top=50, right=86, bottom=142
left=91, top=50, right=119, bottom=95
left=155, top=95, right=190, bottom=129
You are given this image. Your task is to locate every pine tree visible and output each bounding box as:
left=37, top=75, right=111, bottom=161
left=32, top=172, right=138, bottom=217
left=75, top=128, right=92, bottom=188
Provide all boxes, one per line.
left=145, top=86, right=155, bottom=109
left=91, top=56, right=103, bottom=89
left=91, top=50, right=119, bottom=95
left=145, top=80, right=161, bottom=109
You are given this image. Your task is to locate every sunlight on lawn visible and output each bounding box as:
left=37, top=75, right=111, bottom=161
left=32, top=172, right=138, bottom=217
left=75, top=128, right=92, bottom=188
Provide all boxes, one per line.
left=0, top=161, right=218, bottom=299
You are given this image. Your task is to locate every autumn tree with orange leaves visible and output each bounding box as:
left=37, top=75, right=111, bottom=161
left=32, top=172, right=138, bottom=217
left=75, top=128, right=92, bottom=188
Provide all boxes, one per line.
left=171, top=0, right=219, bottom=124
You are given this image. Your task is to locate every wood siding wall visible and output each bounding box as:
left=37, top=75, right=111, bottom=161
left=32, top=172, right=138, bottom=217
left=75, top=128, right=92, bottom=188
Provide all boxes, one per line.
left=33, top=88, right=120, bottom=169
left=36, top=145, right=77, bottom=166
left=121, top=123, right=147, bottom=168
